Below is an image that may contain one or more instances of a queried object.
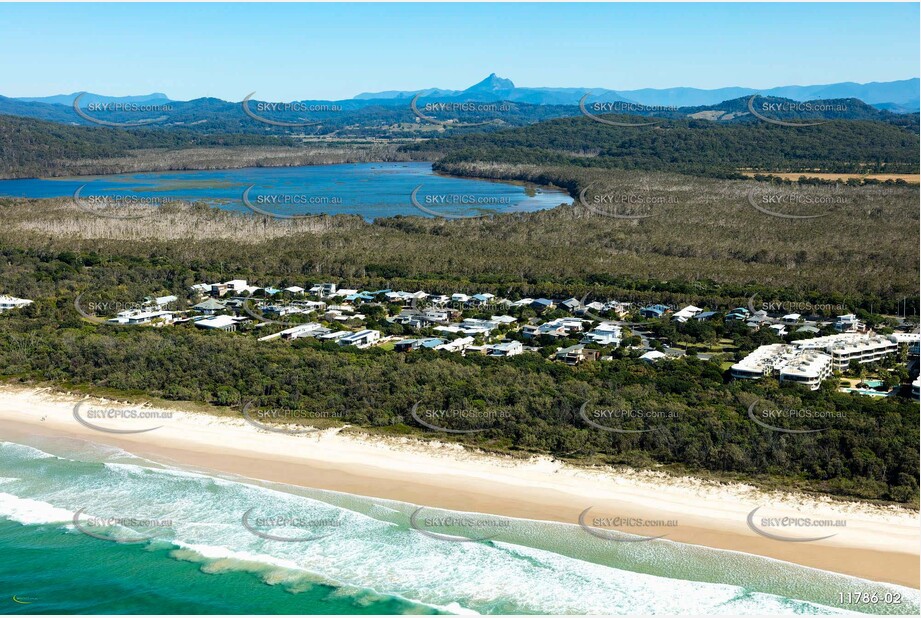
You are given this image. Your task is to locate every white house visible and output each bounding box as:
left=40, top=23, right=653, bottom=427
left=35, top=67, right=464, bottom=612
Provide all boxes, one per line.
left=435, top=336, right=475, bottom=353
left=581, top=322, right=622, bottom=346
left=487, top=341, right=524, bottom=357
left=834, top=314, right=862, bottom=333
left=338, top=330, right=381, bottom=349
left=639, top=350, right=668, bottom=363
left=195, top=315, right=243, bottom=332
left=146, top=295, right=177, bottom=309
left=768, top=324, right=787, bottom=337
left=108, top=309, right=174, bottom=326
left=672, top=305, right=702, bottom=323
left=0, top=296, right=33, bottom=313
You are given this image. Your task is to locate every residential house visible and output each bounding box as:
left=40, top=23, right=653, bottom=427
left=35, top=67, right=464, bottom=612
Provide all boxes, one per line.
left=487, top=341, right=524, bottom=357
left=555, top=344, right=601, bottom=365
left=0, top=296, right=33, bottom=313
left=768, top=324, right=787, bottom=337
left=258, top=323, right=329, bottom=342
left=469, top=293, right=495, bottom=306
left=145, top=295, right=178, bottom=309
left=435, top=336, right=475, bottom=353
left=581, top=322, right=622, bottom=346
left=672, top=305, right=702, bottom=323
left=338, top=330, right=381, bottom=349
left=195, top=315, right=244, bottom=332
left=318, top=330, right=350, bottom=342
left=834, top=314, right=863, bottom=333
left=639, top=304, right=670, bottom=319
left=108, top=309, right=174, bottom=326
left=561, top=298, right=582, bottom=312
left=310, top=283, right=337, bottom=298
left=725, top=307, right=751, bottom=322
left=694, top=311, right=718, bottom=321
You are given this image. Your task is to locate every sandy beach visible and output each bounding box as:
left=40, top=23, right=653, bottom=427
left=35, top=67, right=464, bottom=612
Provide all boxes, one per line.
left=0, top=385, right=917, bottom=588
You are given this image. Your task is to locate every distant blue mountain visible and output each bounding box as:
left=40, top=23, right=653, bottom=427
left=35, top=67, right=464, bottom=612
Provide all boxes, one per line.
left=15, top=92, right=172, bottom=107
left=356, top=74, right=921, bottom=111
left=10, top=76, right=919, bottom=111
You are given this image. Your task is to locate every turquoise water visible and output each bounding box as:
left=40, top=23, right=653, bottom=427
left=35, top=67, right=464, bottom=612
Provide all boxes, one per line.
left=0, top=162, right=569, bottom=221
left=0, top=436, right=917, bottom=615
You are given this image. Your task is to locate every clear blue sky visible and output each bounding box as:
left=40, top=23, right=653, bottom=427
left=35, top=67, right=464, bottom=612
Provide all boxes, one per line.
left=1, top=3, right=917, bottom=101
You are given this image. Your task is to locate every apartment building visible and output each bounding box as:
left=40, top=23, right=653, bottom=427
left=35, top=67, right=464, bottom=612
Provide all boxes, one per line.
left=793, top=333, right=897, bottom=370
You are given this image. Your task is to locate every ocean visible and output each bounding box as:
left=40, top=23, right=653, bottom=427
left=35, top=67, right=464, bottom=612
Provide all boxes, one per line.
left=0, top=435, right=916, bottom=615
left=0, top=162, right=569, bottom=221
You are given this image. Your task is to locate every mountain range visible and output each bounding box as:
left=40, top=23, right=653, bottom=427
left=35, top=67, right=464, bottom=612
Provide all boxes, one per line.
left=8, top=74, right=920, bottom=111
left=355, top=74, right=921, bottom=111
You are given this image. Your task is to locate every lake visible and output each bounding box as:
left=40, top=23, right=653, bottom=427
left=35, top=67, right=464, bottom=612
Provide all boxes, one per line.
left=0, top=162, right=571, bottom=220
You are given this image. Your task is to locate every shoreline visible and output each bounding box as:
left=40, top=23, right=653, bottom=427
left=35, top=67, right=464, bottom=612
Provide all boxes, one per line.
left=0, top=385, right=917, bottom=588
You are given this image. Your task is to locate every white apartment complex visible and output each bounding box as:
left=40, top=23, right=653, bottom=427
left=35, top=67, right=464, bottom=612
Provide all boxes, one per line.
left=778, top=351, right=834, bottom=390
left=731, top=344, right=833, bottom=390
left=733, top=333, right=900, bottom=390
left=792, top=333, right=897, bottom=370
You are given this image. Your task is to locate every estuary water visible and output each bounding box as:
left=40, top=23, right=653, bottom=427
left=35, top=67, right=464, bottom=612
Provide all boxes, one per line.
left=0, top=162, right=570, bottom=221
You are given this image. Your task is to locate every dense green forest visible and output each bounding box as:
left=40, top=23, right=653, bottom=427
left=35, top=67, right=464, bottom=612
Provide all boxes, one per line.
left=404, top=114, right=921, bottom=177
left=0, top=115, right=295, bottom=178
